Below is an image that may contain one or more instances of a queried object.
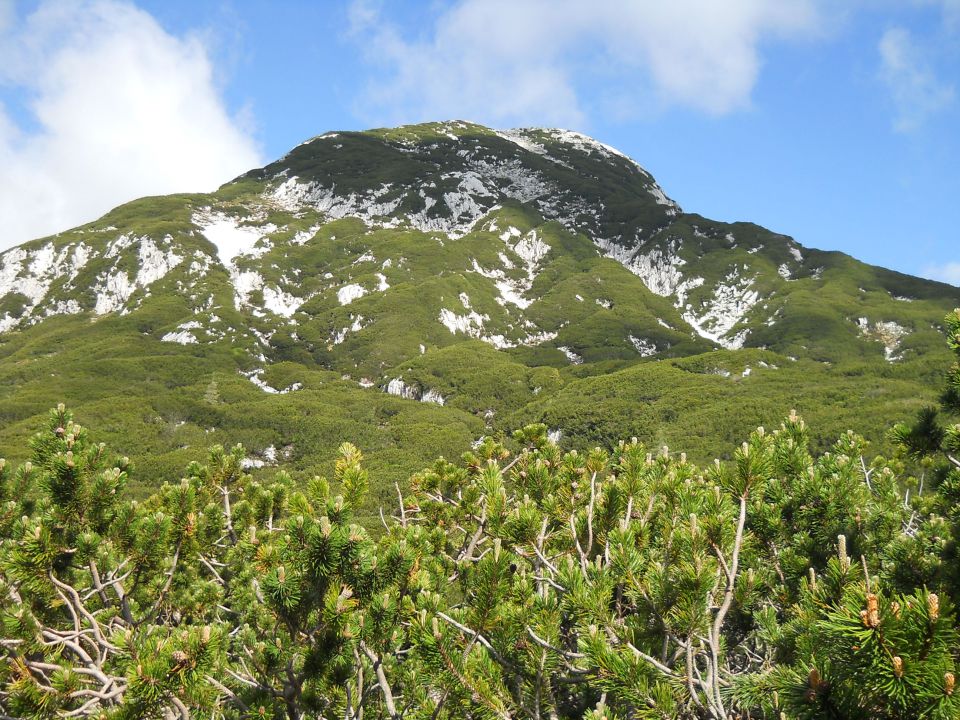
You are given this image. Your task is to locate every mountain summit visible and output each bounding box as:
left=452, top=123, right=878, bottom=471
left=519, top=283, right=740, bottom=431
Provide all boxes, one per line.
left=0, top=121, right=956, bottom=489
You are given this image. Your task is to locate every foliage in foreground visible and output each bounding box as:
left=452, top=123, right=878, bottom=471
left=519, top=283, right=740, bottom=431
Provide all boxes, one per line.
left=1, top=309, right=959, bottom=719
left=0, top=402, right=957, bottom=720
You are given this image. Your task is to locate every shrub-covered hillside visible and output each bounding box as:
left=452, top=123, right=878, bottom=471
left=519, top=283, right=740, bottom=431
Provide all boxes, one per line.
left=1, top=121, right=959, bottom=499
left=2, top=304, right=960, bottom=719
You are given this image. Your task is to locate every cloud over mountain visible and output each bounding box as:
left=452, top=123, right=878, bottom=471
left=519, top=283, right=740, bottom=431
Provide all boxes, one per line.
left=0, top=0, right=261, bottom=250
left=879, top=25, right=955, bottom=132
left=350, top=0, right=821, bottom=126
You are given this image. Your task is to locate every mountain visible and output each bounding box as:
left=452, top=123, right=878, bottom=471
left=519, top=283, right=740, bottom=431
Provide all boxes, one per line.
left=0, top=120, right=957, bottom=507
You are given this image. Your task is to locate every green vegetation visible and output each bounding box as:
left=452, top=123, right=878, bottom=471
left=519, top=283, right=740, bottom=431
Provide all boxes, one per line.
left=3, top=311, right=960, bottom=718
left=1, top=121, right=958, bottom=517
left=2, top=389, right=959, bottom=717
left=3, top=120, right=960, bottom=718
left=0, top=295, right=949, bottom=512
left=3, top=308, right=960, bottom=718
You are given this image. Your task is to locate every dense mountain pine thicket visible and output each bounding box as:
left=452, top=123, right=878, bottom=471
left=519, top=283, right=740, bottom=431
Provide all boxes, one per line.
left=0, top=121, right=959, bottom=504
left=0, top=309, right=959, bottom=719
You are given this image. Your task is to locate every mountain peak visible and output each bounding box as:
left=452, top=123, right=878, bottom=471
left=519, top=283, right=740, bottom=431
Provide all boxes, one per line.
left=1, top=120, right=956, bottom=361
left=242, top=120, right=680, bottom=251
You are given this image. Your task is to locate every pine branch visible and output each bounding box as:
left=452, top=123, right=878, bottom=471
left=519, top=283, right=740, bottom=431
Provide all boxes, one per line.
left=136, top=539, right=182, bottom=626
left=360, top=641, right=400, bottom=720
left=47, top=570, right=118, bottom=654
left=435, top=611, right=518, bottom=672
left=705, top=494, right=748, bottom=718
left=526, top=627, right=585, bottom=661
left=625, top=641, right=677, bottom=677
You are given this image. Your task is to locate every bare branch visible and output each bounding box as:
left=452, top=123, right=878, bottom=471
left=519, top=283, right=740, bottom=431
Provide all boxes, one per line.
left=395, top=482, right=408, bottom=528
left=625, top=641, right=677, bottom=677
left=360, top=642, right=399, bottom=720
left=526, top=627, right=585, bottom=660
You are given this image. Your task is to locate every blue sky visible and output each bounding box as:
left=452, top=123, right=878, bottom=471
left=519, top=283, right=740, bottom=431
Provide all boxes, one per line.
left=1, top=1, right=958, bottom=284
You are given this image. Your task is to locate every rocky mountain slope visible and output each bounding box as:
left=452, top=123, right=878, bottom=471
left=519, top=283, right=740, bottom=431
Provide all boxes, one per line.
left=0, top=121, right=956, bottom=503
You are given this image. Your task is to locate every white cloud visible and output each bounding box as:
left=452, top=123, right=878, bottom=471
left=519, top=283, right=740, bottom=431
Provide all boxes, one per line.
left=879, top=26, right=955, bottom=131
left=0, top=0, right=262, bottom=250
left=923, top=262, right=960, bottom=286
left=350, top=0, right=821, bottom=127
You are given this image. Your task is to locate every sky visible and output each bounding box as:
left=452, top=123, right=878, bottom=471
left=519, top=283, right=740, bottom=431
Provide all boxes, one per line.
left=0, top=0, right=958, bottom=285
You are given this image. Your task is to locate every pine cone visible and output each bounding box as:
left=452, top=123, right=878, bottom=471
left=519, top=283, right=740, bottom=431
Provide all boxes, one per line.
left=168, top=649, right=191, bottom=675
